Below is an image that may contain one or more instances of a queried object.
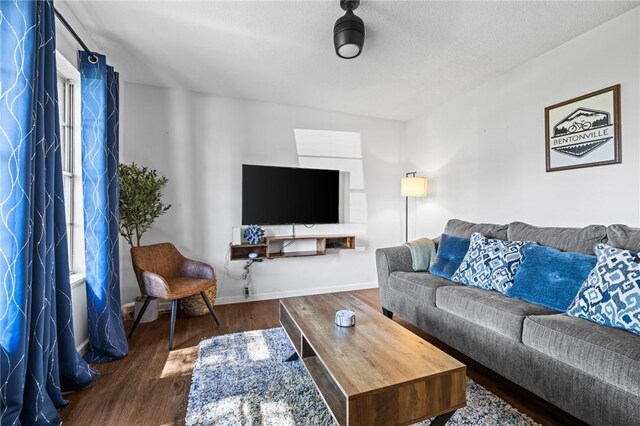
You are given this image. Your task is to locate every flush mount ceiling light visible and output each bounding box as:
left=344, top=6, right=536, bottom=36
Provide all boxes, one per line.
left=333, top=0, right=365, bottom=59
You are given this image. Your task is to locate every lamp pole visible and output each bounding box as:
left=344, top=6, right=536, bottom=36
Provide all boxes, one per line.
left=405, top=195, right=409, bottom=242
left=405, top=171, right=416, bottom=242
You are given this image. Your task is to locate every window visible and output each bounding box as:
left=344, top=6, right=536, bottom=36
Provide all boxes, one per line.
left=57, top=53, right=87, bottom=349
left=57, top=72, right=75, bottom=270
left=56, top=52, right=84, bottom=276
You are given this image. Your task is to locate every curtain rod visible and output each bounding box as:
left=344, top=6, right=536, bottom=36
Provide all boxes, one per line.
left=54, top=8, right=98, bottom=63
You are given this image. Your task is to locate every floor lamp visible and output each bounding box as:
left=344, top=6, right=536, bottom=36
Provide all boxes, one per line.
left=401, top=172, right=428, bottom=242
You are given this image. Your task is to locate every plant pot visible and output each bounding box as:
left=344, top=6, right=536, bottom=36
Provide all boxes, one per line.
left=134, top=296, right=159, bottom=323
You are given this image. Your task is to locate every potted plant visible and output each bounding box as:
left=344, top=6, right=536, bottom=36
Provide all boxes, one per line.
left=119, top=162, right=171, bottom=322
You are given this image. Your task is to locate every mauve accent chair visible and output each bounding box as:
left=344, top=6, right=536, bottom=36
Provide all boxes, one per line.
left=128, top=242, right=219, bottom=349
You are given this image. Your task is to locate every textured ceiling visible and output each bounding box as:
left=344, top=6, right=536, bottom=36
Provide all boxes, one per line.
left=62, top=1, right=639, bottom=121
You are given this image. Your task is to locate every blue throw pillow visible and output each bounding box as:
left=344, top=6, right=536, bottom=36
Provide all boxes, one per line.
left=451, top=232, right=526, bottom=293
left=567, top=244, right=640, bottom=335
left=507, top=244, right=596, bottom=311
left=429, top=234, right=470, bottom=280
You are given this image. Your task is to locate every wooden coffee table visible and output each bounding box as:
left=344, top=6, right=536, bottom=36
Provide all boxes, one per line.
left=279, top=292, right=466, bottom=426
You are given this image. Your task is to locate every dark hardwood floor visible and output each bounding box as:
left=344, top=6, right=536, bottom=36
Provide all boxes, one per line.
left=59, top=289, right=585, bottom=425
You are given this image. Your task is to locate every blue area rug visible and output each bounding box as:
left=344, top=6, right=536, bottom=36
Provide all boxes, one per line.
left=186, top=328, right=538, bottom=426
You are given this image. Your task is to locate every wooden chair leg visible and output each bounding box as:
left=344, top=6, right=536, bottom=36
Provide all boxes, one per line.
left=128, top=296, right=153, bottom=338
left=200, top=291, right=220, bottom=326
left=169, top=300, right=178, bottom=350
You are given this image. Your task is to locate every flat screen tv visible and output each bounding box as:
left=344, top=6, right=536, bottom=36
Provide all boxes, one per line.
left=242, top=164, right=340, bottom=225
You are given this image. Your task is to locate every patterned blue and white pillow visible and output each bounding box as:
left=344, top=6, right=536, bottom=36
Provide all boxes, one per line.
left=567, top=243, right=640, bottom=335
left=451, top=232, right=526, bottom=293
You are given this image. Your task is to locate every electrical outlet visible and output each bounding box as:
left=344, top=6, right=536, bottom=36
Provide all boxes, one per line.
left=244, top=286, right=250, bottom=297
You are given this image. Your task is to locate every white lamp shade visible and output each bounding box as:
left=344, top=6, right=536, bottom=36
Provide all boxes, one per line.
left=401, top=176, right=427, bottom=197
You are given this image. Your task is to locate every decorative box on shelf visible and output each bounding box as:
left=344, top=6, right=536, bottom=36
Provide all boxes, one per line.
left=229, top=234, right=356, bottom=261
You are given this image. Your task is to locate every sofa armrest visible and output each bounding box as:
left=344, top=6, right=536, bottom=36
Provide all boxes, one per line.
left=376, top=245, right=414, bottom=310
left=376, top=246, right=414, bottom=277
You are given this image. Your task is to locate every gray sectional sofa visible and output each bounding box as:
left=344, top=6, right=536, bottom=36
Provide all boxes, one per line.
left=376, top=219, right=640, bottom=426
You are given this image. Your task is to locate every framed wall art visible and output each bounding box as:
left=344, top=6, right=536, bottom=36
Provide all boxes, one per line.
left=545, top=85, right=621, bottom=172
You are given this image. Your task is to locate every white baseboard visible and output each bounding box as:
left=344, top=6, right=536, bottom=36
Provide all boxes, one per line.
left=122, top=282, right=379, bottom=313
left=76, top=338, right=90, bottom=356
left=214, top=281, right=379, bottom=305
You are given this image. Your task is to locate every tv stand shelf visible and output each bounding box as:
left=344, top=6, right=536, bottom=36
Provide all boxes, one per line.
left=230, top=234, right=355, bottom=261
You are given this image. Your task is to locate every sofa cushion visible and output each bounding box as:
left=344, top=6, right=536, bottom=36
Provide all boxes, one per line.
left=567, top=244, right=640, bottom=335
left=507, top=221, right=605, bottom=255
left=389, top=271, right=459, bottom=306
left=507, top=243, right=597, bottom=312
left=606, top=224, right=640, bottom=252
left=444, top=219, right=508, bottom=240
left=430, top=234, right=470, bottom=280
left=436, top=286, right=557, bottom=341
left=451, top=232, right=526, bottom=294
left=523, top=314, right=640, bottom=395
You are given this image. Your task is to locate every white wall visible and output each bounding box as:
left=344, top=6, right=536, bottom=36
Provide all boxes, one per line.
left=60, top=5, right=640, bottom=308
left=120, top=85, right=406, bottom=304
left=407, top=7, right=640, bottom=239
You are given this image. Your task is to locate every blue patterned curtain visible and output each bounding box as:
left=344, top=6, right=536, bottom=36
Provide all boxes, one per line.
left=80, top=52, right=128, bottom=362
left=0, top=1, right=97, bottom=424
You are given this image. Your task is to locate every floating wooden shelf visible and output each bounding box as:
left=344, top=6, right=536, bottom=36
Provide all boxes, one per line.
left=230, top=234, right=356, bottom=261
